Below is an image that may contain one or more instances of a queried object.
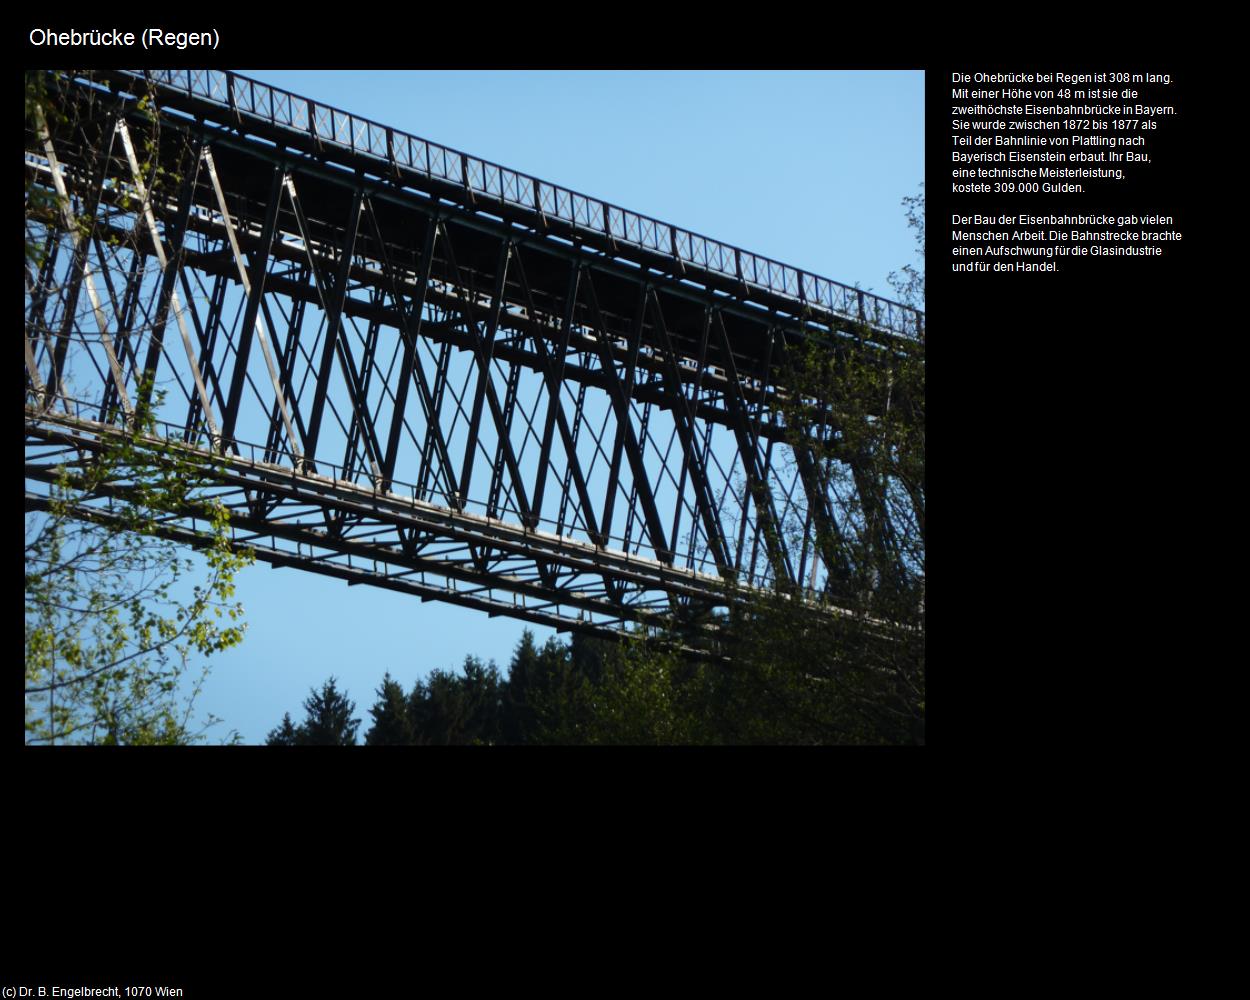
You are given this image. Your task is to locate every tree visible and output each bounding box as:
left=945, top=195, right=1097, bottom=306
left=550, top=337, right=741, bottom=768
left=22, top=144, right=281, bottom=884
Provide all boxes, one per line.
left=296, top=678, right=361, bottom=746
left=25, top=410, right=251, bottom=745
left=687, top=185, right=926, bottom=742
left=889, top=183, right=925, bottom=308
left=266, top=713, right=301, bottom=747
left=502, top=630, right=542, bottom=744
left=558, top=638, right=713, bottom=745
left=513, top=634, right=597, bottom=745
left=365, top=673, right=415, bottom=746
left=25, top=71, right=253, bottom=744
left=500, top=630, right=599, bottom=743
left=264, top=679, right=361, bottom=746
left=457, top=657, right=506, bottom=745
left=406, top=657, right=505, bottom=745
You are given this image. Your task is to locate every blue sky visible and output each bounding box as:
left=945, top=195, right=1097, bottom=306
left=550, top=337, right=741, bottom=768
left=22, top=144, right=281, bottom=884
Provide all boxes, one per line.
left=179, top=69, right=924, bottom=743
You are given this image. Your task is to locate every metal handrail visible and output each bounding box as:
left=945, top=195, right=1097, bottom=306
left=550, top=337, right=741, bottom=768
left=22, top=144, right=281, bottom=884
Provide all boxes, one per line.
left=112, top=69, right=924, bottom=342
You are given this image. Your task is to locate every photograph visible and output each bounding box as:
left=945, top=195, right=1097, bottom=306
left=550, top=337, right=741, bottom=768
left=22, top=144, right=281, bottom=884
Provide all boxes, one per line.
left=24, top=67, right=925, bottom=745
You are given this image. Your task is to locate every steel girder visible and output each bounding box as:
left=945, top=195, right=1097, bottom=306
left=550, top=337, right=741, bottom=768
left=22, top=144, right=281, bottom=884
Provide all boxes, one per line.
left=25, top=71, right=923, bottom=641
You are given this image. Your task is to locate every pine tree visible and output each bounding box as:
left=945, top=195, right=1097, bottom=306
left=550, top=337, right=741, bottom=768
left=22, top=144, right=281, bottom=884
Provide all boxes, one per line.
left=503, top=630, right=541, bottom=744
left=365, top=673, right=413, bottom=746
left=401, top=657, right=506, bottom=745
left=266, top=712, right=301, bottom=746
left=524, top=635, right=596, bottom=744
left=459, top=656, right=504, bottom=745
left=411, top=670, right=464, bottom=745
left=297, top=677, right=360, bottom=746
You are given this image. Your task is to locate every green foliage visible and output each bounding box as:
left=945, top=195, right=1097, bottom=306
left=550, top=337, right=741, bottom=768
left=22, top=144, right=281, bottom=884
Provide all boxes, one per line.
left=501, top=629, right=542, bottom=743
left=776, top=338, right=925, bottom=617
left=297, top=677, right=361, bottom=746
left=551, top=637, right=713, bottom=745
left=266, top=713, right=301, bottom=747
left=365, top=673, right=414, bottom=746
left=267, top=678, right=361, bottom=746
left=407, top=657, right=506, bottom=745
left=276, top=631, right=595, bottom=746
left=889, top=183, right=925, bottom=308
left=24, top=405, right=253, bottom=745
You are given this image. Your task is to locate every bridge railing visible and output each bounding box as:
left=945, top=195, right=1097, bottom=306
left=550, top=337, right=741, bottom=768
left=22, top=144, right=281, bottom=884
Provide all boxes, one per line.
left=117, top=69, right=924, bottom=342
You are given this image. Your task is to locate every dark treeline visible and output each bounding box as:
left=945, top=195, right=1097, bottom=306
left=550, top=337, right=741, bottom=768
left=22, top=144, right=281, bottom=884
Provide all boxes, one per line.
left=267, top=631, right=624, bottom=746
left=266, top=617, right=925, bottom=746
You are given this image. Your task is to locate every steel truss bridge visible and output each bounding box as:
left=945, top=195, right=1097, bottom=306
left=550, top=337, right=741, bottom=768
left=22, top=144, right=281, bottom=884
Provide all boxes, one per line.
left=25, top=69, right=924, bottom=645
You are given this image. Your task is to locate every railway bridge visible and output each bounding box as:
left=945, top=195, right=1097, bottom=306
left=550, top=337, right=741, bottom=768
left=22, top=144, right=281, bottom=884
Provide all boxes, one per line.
left=25, top=69, right=924, bottom=643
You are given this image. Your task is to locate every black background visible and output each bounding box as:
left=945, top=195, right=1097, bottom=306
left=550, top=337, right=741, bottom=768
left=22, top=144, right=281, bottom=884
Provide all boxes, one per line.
left=18, top=20, right=1204, bottom=958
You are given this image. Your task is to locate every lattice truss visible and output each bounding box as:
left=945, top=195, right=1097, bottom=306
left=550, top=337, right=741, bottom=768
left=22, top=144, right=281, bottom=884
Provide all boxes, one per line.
left=25, top=71, right=921, bottom=640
